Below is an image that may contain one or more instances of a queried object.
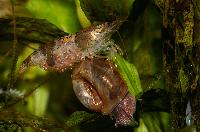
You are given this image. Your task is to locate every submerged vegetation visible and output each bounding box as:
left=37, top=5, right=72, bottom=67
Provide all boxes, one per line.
left=0, top=0, right=199, bottom=131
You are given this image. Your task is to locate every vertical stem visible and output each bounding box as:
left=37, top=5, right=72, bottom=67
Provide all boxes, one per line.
left=7, top=0, right=18, bottom=89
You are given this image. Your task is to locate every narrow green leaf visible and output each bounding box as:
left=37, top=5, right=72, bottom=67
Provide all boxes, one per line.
left=112, top=54, right=143, bottom=98
left=75, top=0, right=91, bottom=28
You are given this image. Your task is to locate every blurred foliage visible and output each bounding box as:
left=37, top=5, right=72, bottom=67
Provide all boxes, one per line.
left=134, top=112, right=169, bottom=132
left=2, top=0, right=194, bottom=131
left=79, top=0, right=135, bottom=22
left=178, top=68, right=189, bottom=93
left=26, top=0, right=81, bottom=33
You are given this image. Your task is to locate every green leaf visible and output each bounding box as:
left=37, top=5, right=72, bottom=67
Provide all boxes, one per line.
left=26, top=0, right=81, bottom=33
left=112, top=54, right=143, bottom=98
